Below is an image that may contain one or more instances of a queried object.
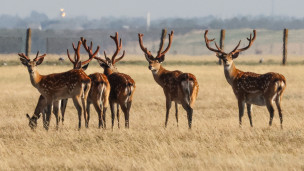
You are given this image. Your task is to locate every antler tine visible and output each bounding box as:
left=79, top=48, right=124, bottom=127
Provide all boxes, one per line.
left=231, top=30, right=256, bottom=54
left=113, top=50, right=125, bottom=64
left=80, top=37, right=100, bottom=65
left=230, top=40, right=242, bottom=54
left=157, top=29, right=167, bottom=57
left=18, top=53, right=30, bottom=61
left=110, top=32, right=123, bottom=63
left=82, top=45, right=100, bottom=66
left=138, top=33, right=152, bottom=57
left=94, top=56, right=108, bottom=65
left=66, top=49, right=75, bottom=63
left=74, top=41, right=82, bottom=64
left=33, top=51, right=46, bottom=62
left=157, top=30, right=174, bottom=58
left=204, top=30, right=226, bottom=55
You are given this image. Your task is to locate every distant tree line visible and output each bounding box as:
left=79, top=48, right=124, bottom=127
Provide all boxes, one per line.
left=2, top=11, right=304, bottom=30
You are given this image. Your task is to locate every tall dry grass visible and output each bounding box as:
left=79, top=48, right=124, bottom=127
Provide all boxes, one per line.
left=0, top=55, right=304, bottom=170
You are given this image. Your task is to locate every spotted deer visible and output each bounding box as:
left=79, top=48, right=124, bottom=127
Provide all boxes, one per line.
left=78, top=37, right=110, bottom=128
left=30, top=39, right=97, bottom=128
left=204, top=30, right=286, bottom=128
left=19, top=49, right=91, bottom=130
left=138, top=29, right=199, bottom=129
left=94, top=32, right=135, bottom=129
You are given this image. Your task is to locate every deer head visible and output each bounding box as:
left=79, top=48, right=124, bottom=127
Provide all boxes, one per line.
left=138, top=29, right=174, bottom=73
left=204, top=30, right=256, bottom=67
left=26, top=113, right=39, bottom=129
left=18, top=51, right=46, bottom=74
left=94, top=32, right=125, bottom=73
left=67, top=38, right=99, bottom=70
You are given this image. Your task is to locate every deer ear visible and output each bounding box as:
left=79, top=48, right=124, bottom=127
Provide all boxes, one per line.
left=26, top=114, right=31, bottom=120
left=35, top=57, right=45, bottom=66
left=216, top=53, right=226, bottom=59
left=157, top=55, right=165, bottom=63
left=97, top=60, right=106, bottom=68
left=82, top=63, right=89, bottom=70
left=232, top=52, right=239, bottom=59
left=19, top=58, right=29, bottom=66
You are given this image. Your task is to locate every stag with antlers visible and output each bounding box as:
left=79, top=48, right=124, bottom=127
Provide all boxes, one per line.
left=19, top=47, right=91, bottom=130
left=29, top=38, right=109, bottom=129
left=204, top=30, right=286, bottom=128
left=138, top=29, right=199, bottom=129
left=94, top=32, right=135, bottom=129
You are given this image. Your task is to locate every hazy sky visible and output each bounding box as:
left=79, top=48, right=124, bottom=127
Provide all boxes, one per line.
left=2, top=0, right=304, bottom=19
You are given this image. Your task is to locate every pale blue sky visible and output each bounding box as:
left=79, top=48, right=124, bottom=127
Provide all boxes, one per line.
left=2, top=0, right=303, bottom=19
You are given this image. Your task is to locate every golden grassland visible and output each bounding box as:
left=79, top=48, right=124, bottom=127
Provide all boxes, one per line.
left=0, top=54, right=304, bottom=170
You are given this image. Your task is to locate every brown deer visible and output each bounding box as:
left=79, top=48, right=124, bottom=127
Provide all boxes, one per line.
left=138, top=29, right=199, bottom=129
left=77, top=37, right=110, bottom=128
left=204, top=30, right=286, bottom=128
left=94, top=32, right=135, bottom=129
left=29, top=39, right=97, bottom=128
left=19, top=47, right=91, bottom=130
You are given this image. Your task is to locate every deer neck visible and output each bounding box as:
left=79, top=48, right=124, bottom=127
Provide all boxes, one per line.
left=152, top=65, right=167, bottom=87
left=223, top=62, right=238, bottom=85
left=29, top=70, right=42, bottom=88
left=103, top=67, right=114, bottom=76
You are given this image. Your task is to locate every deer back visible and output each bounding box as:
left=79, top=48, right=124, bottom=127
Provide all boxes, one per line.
left=107, top=72, right=135, bottom=102
left=38, top=69, right=90, bottom=97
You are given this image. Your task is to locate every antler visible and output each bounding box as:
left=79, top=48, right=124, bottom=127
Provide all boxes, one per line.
left=109, top=32, right=125, bottom=64
left=18, top=53, right=30, bottom=61
left=230, top=30, right=256, bottom=54
left=67, top=41, right=82, bottom=66
left=156, top=30, right=174, bottom=58
left=80, top=37, right=100, bottom=66
left=33, top=51, right=46, bottom=62
left=138, top=33, right=153, bottom=58
left=92, top=51, right=108, bottom=65
left=204, top=30, right=227, bottom=55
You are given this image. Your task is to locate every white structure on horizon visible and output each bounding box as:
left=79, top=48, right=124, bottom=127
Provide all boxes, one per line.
left=147, top=12, right=150, bottom=31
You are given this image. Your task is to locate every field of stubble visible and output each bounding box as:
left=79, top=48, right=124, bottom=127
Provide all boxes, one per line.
left=0, top=54, right=304, bottom=170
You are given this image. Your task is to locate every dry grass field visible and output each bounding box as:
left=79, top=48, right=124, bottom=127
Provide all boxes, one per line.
left=0, top=54, right=304, bottom=170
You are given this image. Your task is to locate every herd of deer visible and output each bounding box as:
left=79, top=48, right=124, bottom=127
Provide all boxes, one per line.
left=18, top=29, right=286, bottom=130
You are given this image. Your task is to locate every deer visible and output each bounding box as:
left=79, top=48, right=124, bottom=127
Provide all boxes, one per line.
left=138, top=29, right=199, bottom=129
left=30, top=38, right=108, bottom=129
left=204, top=30, right=286, bottom=128
left=19, top=46, right=91, bottom=130
left=67, top=37, right=110, bottom=128
left=94, top=32, right=135, bottom=129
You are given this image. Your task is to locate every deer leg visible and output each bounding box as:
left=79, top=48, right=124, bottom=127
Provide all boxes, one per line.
left=117, top=104, right=120, bottom=129
left=81, top=97, right=88, bottom=128
left=52, top=101, right=59, bottom=130
left=110, top=101, right=115, bottom=129
left=175, top=102, right=179, bottom=127
left=101, top=102, right=107, bottom=129
left=246, top=103, right=253, bottom=127
left=86, top=100, right=91, bottom=127
left=266, top=100, right=275, bottom=126
left=275, top=97, right=283, bottom=129
left=72, top=97, right=82, bottom=130
left=101, top=86, right=109, bottom=129
left=60, top=99, right=68, bottom=125
left=119, top=103, right=129, bottom=129
left=181, top=102, right=193, bottom=129
left=238, top=100, right=245, bottom=127
left=126, top=101, right=132, bottom=128
left=44, top=103, right=52, bottom=131
left=92, top=100, right=103, bottom=129
left=165, top=99, right=172, bottom=128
